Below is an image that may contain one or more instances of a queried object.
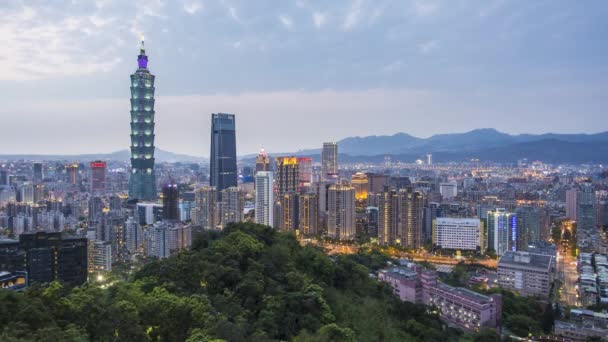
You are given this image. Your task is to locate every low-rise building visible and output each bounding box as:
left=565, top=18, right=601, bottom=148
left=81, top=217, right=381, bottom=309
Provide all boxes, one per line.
left=497, top=251, right=553, bottom=298
left=379, top=265, right=502, bottom=332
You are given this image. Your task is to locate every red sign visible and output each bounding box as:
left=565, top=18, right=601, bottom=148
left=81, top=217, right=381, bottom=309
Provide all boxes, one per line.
left=90, top=162, right=107, bottom=168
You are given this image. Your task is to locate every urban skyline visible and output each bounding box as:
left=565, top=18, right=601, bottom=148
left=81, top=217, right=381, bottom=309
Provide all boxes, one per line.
left=0, top=1, right=606, bottom=155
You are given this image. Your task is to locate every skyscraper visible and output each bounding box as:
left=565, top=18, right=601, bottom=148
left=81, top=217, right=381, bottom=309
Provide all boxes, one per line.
left=128, top=37, right=157, bottom=201
left=33, top=162, right=43, bottom=183
left=210, top=113, right=237, bottom=192
left=255, top=149, right=270, bottom=175
left=321, top=142, right=338, bottom=180
left=487, top=208, right=517, bottom=256
left=378, top=188, right=424, bottom=248
left=327, top=183, right=355, bottom=240
left=298, top=193, right=319, bottom=236
left=297, top=157, right=313, bottom=187
left=255, top=171, right=274, bottom=227
left=66, top=164, right=78, bottom=185
left=275, top=157, right=299, bottom=195
left=193, top=186, right=218, bottom=230
left=90, top=161, right=107, bottom=192
left=162, top=181, right=180, bottom=221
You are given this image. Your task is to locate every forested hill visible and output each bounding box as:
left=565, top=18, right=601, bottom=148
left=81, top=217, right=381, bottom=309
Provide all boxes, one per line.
left=0, top=223, right=494, bottom=341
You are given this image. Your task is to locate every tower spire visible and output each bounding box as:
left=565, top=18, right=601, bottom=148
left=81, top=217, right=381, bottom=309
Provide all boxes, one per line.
left=140, top=34, right=145, bottom=53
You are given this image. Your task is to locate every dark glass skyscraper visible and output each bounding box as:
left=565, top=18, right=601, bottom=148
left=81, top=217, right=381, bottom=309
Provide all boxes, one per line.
left=129, top=37, right=157, bottom=201
left=210, top=113, right=237, bottom=191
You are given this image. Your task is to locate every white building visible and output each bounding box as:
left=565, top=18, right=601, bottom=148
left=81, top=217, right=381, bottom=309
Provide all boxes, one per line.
left=439, top=182, right=458, bottom=199
left=255, top=171, right=274, bottom=226
left=433, top=217, right=484, bottom=252
left=498, top=251, right=554, bottom=298
left=146, top=222, right=171, bottom=259
left=125, top=217, right=143, bottom=255
left=89, top=240, right=112, bottom=272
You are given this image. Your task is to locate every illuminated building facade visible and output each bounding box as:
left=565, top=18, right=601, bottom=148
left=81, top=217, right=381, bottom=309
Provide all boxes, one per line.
left=162, top=181, right=180, bottom=221
left=255, top=149, right=270, bottom=175
left=297, top=157, right=312, bottom=187
left=298, top=193, right=319, bottom=236
left=327, top=183, right=356, bottom=240
left=351, top=172, right=368, bottom=203
left=90, top=161, right=106, bottom=192
left=487, top=208, right=517, bottom=256
left=275, top=157, right=299, bottom=195
left=129, top=37, right=157, bottom=201
left=210, top=113, right=237, bottom=192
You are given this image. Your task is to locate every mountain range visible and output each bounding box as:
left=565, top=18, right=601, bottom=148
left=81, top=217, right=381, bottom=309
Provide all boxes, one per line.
left=1, top=129, right=607, bottom=164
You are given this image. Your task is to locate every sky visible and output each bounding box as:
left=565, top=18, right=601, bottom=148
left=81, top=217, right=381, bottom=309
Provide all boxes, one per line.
left=0, top=0, right=607, bottom=156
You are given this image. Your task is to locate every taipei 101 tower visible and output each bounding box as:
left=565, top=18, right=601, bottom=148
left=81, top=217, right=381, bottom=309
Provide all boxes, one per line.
left=128, top=36, right=157, bottom=201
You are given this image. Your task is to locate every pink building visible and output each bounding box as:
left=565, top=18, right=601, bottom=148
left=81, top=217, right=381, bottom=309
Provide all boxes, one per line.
left=379, top=266, right=502, bottom=332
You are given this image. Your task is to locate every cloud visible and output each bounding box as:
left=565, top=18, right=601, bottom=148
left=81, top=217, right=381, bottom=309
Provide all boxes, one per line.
left=232, top=41, right=241, bottom=48
left=412, top=1, right=439, bottom=16
left=342, top=0, right=363, bottom=31
left=418, top=40, right=439, bottom=54
left=0, top=4, right=126, bottom=81
left=278, top=14, right=294, bottom=30
left=183, top=0, right=203, bottom=14
left=312, top=12, right=327, bottom=28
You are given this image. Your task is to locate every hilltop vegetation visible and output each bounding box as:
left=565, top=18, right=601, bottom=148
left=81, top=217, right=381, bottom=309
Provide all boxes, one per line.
left=0, top=223, right=488, bottom=341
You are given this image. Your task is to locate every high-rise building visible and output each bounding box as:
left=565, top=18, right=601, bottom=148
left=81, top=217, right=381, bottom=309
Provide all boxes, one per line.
left=90, top=161, right=107, bottom=192
left=162, top=181, right=180, bottom=221
left=433, top=218, right=484, bottom=252
left=146, top=222, right=171, bottom=259
left=210, top=113, right=237, bottom=192
left=278, top=192, right=299, bottom=231
left=566, top=189, right=578, bottom=220
left=66, top=164, right=78, bottom=185
left=254, top=172, right=274, bottom=227
left=515, top=206, right=542, bottom=249
left=327, top=183, right=355, bottom=240
left=298, top=193, right=318, bottom=236
left=487, top=208, right=517, bottom=256
left=275, top=157, right=299, bottom=195
left=193, top=186, right=218, bottom=230
left=89, top=240, right=112, bottom=273
left=219, top=187, right=244, bottom=228
left=128, top=37, right=158, bottom=201
left=321, top=142, right=338, bottom=179
left=366, top=173, right=389, bottom=194
left=378, top=188, right=424, bottom=248
left=20, top=182, right=34, bottom=204
left=33, top=162, right=43, bottom=183
left=88, top=196, right=104, bottom=222
left=351, top=172, right=368, bottom=203
left=0, top=170, right=8, bottom=186
left=439, top=182, right=458, bottom=199
left=426, top=154, right=432, bottom=165
left=297, top=157, right=313, bottom=187
left=255, top=149, right=270, bottom=175
left=125, top=217, right=143, bottom=254
left=0, top=232, right=88, bottom=286
left=498, top=251, right=554, bottom=298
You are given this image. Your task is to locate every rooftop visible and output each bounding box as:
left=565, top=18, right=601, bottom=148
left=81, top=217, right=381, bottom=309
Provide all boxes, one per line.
left=498, top=251, right=553, bottom=270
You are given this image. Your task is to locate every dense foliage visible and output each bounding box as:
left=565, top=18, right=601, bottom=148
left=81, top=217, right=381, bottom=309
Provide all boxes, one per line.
left=0, top=223, right=468, bottom=341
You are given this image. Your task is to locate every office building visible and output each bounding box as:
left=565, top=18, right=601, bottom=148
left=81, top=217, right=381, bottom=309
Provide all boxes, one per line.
left=90, top=161, right=107, bottom=192
left=193, top=186, right=218, bottom=230
left=0, top=232, right=88, bottom=286
left=298, top=193, right=318, bottom=236
left=498, top=251, right=554, bottom=298
left=33, top=162, right=43, bottom=183
left=433, top=218, right=484, bottom=252
left=254, top=171, right=274, bottom=227
left=327, top=183, right=355, bottom=240
left=275, top=157, right=299, bottom=195
left=515, top=206, right=543, bottom=250
left=136, top=203, right=162, bottom=226
left=219, top=186, right=244, bottom=228
left=128, top=37, right=158, bottom=201
left=210, top=113, right=237, bottom=192
left=367, top=173, right=389, bottom=194
left=321, top=142, right=338, bottom=180
left=487, top=208, right=517, bottom=256
left=162, top=181, right=180, bottom=221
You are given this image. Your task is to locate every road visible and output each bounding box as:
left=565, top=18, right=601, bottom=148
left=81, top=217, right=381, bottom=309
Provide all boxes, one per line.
left=557, top=221, right=580, bottom=307
left=311, top=241, right=498, bottom=268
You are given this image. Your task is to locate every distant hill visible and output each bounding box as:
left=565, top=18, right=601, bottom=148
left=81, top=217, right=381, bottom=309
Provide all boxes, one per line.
left=0, top=148, right=204, bottom=163
left=329, top=129, right=608, bottom=156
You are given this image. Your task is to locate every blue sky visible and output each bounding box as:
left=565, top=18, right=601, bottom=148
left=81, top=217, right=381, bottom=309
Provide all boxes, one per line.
left=0, top=0, right=606, bottom=156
